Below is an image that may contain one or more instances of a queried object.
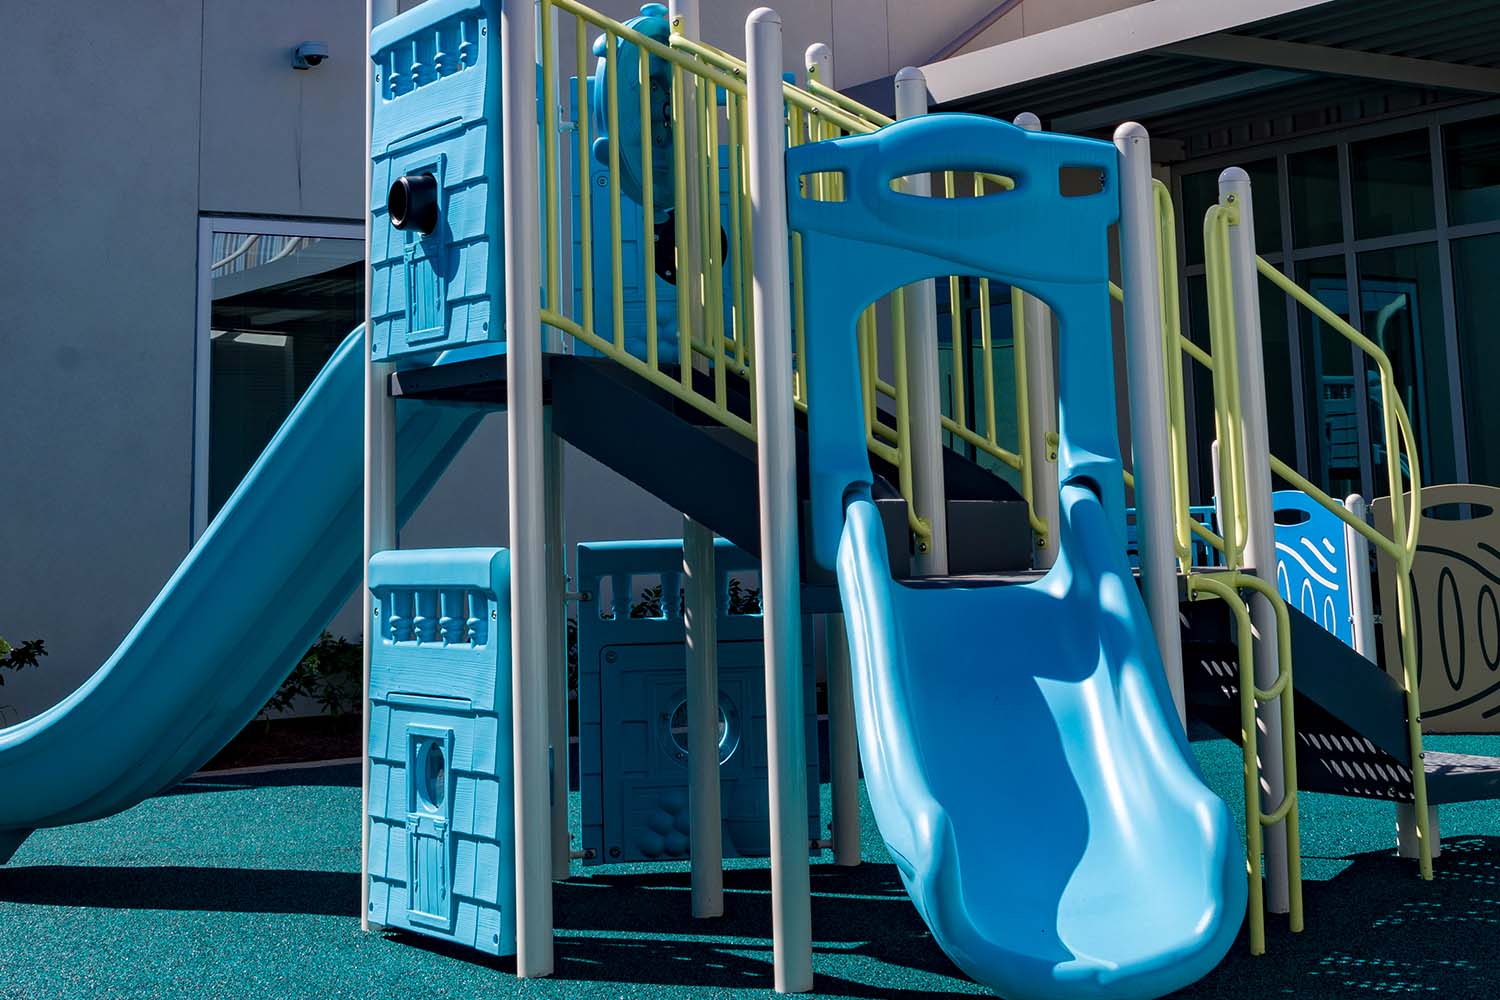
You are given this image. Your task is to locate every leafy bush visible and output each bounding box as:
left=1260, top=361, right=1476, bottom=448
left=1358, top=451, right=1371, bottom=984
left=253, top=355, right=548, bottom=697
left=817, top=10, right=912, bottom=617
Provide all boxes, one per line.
left=0, top=635, right=47, bottom=724
left=261, top=632, right=362, bottom=722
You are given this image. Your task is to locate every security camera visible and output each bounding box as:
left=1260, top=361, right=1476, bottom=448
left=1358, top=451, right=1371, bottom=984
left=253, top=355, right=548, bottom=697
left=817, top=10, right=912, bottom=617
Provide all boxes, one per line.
left=293, top=41, right=330, bottom=70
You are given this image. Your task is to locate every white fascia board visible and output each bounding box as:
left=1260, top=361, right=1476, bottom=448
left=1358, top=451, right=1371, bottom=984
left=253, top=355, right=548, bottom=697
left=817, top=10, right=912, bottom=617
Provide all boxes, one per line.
left=920, top=0, right=1340, bottom=105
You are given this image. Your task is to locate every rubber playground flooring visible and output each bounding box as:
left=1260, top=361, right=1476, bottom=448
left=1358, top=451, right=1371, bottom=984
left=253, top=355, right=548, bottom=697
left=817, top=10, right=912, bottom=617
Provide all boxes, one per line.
left=2, top=736, right=1499, bottom=1000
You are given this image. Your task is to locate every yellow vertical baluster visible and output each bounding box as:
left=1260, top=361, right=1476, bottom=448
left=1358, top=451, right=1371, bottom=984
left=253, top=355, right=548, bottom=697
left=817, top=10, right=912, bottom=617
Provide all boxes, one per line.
left=726, top=90, right=746, bottom=367
left=605, top=32, right=625, bottom=351
left=575, top=19, right=594, bottom=338
left=670, top=60, right=692, bottom=386
left=704, top=82, right=726, bottom=410
left=944, top=172, right=966, bottom=436
left=541, top=0, right=559, bottom=316
left=638, top=37, right=658, bottom=370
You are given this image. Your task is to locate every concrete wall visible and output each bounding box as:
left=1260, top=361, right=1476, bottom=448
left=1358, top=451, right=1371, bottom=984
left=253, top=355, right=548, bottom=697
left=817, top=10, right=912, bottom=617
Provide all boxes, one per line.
left=2, top=0, right=1134, bottom=722
left=2, top=2, right=205, bottom=721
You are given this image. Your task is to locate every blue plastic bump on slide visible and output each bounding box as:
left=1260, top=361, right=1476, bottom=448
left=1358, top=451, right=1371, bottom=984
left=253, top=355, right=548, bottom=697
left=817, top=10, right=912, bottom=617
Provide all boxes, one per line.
left=0, top=327, right=483, bottom=862
left=790, top=115, right=1246, bottom=998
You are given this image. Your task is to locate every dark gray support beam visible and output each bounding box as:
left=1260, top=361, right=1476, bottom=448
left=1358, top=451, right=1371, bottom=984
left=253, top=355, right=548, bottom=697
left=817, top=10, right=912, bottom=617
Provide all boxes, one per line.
left=1164, top=33, right=1500, bottom=94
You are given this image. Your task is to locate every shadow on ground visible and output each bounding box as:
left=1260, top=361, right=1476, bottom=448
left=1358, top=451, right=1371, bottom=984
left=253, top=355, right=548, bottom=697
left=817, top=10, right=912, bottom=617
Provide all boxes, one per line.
left=1183, top=835, right=1500, bottom=998
left=0, top=865, right=358, bottom=916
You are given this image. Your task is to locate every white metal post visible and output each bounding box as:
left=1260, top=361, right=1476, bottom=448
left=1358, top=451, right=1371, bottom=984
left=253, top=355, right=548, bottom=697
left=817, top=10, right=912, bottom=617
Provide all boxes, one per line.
left=503, top=0, right=554, bottom=976
left=1343, top=494, right=1378, bottom=662
left=893, top=67, right=948, bottom=577
left=824, top=613, right=861, bottom=866
left=806, top=39, right=861, bottom=870
left=361, top=0, right=399, bottom=936
left=683, top=516, right=724, bottom=916
left=1220, top=166, right=1290, bottom=915
left=669, top=0, right=704, bottom=342
left=545, top=416, right=571, bottom=880
left=805, top=42, right=832, bottom=88
left=1115, top=123, right=1186, bottom=729
left=747, top=9, right=813, bottom=992
left=1014, top=113, right=1060, bottom=569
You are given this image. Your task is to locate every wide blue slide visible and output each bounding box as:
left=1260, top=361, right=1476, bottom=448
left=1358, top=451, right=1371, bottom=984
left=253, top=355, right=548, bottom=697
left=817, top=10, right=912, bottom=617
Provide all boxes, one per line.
left=792, top=116, right=1246, bottom=998
left=0, top=327, right=483, bottom=863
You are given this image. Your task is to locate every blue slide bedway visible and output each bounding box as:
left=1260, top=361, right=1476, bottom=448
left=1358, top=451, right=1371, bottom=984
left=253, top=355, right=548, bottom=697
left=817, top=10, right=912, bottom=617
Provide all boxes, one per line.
left=0, top=327, right=483, bottom=863
left=791, top=116, right=1246, bottom=998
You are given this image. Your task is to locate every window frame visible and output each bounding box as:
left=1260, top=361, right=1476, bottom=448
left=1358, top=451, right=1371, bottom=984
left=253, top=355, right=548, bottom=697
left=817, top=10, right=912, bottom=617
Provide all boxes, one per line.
left=1170, top=98, right=1500, bottom=500
left=192, top=216, right=364, bottom=540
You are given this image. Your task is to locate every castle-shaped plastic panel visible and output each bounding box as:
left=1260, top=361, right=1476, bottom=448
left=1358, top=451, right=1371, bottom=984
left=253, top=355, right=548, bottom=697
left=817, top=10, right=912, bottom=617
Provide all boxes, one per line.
left=369, top=0, right=505, bottom=362
left=366, top=547, right=515, bottom=957
left=575, top=539, right=820, bottom=864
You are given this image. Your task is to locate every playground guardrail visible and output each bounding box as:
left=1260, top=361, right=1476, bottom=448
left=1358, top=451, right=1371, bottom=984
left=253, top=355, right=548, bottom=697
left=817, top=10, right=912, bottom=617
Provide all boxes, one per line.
left=537, top=0, right=1054, bottom=554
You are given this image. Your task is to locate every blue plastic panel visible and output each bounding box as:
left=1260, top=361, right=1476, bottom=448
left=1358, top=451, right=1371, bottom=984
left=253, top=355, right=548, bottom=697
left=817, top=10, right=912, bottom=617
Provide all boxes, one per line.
left=793, top=116, right=1244, bottom=999
left=1272, top=490, right=1355, bottom=647
left=1125, top=504, right=1221, bottom=568
left=369, top=0, right=504, bottom=362
left=575, top=539, right=819, bottom=864
left=367, top=547, right=514, bottom=957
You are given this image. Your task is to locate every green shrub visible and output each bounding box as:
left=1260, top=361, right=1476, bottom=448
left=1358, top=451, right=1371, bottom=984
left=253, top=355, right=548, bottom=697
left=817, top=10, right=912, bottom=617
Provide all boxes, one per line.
left=261, top=632, right=362, bottom=722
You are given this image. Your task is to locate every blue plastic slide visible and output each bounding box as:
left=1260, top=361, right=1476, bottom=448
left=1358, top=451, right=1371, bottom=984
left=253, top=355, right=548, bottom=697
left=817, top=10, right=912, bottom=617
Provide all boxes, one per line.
left=0, top=328, right=483, bottom=862
left=790, top=115, right=1245, bottom=998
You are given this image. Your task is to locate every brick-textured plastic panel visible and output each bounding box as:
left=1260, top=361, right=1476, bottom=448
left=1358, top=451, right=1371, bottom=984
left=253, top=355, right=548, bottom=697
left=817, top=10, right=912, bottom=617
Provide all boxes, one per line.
left=369, top=0, right=503, bottom=362
left=576, top=538, right=820, bottom=864
left=366, top=547, right=514, bottom=957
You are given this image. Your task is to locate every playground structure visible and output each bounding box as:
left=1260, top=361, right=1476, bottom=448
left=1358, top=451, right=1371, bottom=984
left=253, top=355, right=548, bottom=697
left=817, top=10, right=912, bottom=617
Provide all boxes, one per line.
left=8, top=0, right=1500, bottom=997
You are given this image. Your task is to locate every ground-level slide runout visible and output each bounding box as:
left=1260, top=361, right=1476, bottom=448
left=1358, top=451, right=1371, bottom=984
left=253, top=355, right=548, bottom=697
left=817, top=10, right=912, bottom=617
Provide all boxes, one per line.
left=0, top=327, right=484, bottom=859
left=837, top=486, right=1245, bottom=1000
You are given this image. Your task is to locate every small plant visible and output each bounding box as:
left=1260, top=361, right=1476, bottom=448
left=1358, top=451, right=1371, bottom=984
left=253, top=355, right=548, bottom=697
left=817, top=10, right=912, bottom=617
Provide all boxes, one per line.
left=260, top=632, right=362, bottom=723
left=0, top=635, right=48, bottom=724
left=727, top=577, right=761, bottom=615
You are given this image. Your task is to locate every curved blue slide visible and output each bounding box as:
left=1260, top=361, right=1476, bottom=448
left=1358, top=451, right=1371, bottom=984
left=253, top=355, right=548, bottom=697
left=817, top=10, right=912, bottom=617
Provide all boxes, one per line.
left=790, top=115, right=1246, bottom=997
left=837, top=489, right=1244, bottom=999
left=0, top=327, right=484, bottom=862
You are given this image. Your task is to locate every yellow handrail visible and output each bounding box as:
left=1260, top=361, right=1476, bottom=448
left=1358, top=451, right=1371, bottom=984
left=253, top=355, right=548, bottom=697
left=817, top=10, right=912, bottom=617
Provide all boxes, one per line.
left=1187, top=572, right=1303, bottom=956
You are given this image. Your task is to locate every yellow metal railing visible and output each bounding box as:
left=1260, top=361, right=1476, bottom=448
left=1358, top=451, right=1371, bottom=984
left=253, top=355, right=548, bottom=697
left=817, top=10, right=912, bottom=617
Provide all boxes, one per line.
left=538, top=1, right=1052, bottom=556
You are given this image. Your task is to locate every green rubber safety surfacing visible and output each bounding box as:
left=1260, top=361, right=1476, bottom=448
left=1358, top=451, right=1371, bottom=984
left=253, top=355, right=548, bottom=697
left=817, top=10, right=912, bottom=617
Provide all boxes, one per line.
left=3, top=737, right=1500, bottom=999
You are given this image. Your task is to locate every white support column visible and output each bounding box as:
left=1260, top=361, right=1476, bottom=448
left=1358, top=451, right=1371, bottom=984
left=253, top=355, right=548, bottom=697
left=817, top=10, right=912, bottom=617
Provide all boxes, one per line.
left=747, top=9, right=814, bottom=993
left=893, top=67, right=948, bottom=577
left=1014, top=113, right=1060, bottom=570
left=805, top=42, right=832, bottom=88
left=670, top=0, right=704, bottom=341
left=806, top=40, right=861, bottom=873
left=545, top=417, right=571, bottom=880
left=1115, top=123, right=1186, bottom=729
left=1220, top=166, right=1290, bottom=915
left=683, top=517, right=724, bottom=917
left=1343, top=494, right=1378, bottom=662
left=503, top=0, right=554, bottom=977
left=824, top=613, right=861, bottom=867
left=361, top=0, right=399, bottom=936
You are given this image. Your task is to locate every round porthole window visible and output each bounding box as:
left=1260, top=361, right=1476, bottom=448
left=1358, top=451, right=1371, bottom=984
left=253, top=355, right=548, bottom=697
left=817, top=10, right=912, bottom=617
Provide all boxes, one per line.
left=417, top=742, right=447, bottom=811
left=665, top=696, right=740, bottom=765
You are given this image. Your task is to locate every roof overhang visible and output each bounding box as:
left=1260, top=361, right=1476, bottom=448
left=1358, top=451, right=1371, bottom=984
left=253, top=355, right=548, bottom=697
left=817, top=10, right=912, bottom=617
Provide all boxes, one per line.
left=913, top=0, right=1500, bottom=157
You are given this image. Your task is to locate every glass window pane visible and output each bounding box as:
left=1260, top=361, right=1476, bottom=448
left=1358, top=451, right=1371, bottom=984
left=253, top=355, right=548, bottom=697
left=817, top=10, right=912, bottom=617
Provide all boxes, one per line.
left=1288, top=147, right=1342, bottom=248
left=1445, top=114, right=1500, bottom=226
left=1454, top=233, right=1500, bottom=485
left=1355, top=244, right=1455, bottom=488
left=1258, top=273, right=1297, bottom=470
left=1294, top=257, right=1362, bottom=500
left=1350, top=130, right=1434, bottom=239
left=208, top=231, right=364, bottom=517
left=1179, top=159, right=1280, bottom=266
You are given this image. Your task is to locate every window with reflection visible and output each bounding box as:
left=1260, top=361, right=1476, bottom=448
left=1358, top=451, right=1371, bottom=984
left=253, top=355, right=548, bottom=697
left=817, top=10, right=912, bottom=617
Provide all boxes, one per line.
left=1294, top=257, right=1361, bottom=500
left=1288, top=147, right=1341, bottom=248
left=1445, top=114, right=1500, bottom=226
left=1453, top=233, right=1500, bottom=485
left=1350, top=130, right=1434, bottom=239
left=207, top=229, right=364, bottom=518
left=1355, top=245, right=1454, bottom=487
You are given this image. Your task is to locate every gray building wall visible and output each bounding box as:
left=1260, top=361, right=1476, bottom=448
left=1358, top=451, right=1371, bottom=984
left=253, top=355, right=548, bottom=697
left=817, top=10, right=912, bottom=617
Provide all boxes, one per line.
left=1, top=0, right=1032, bottom=722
